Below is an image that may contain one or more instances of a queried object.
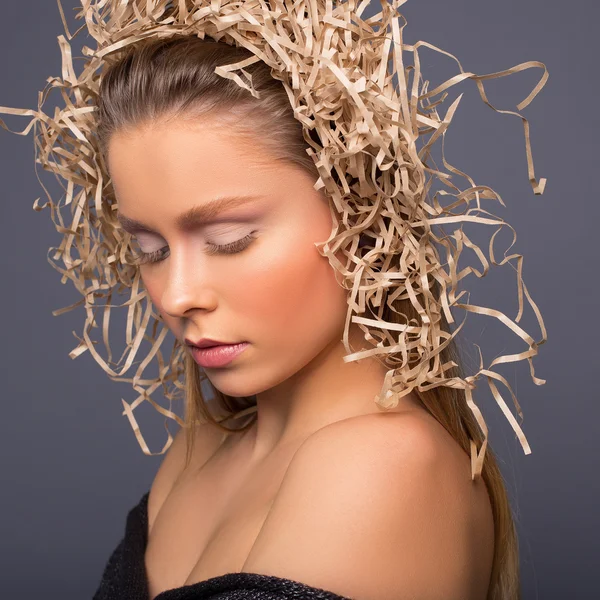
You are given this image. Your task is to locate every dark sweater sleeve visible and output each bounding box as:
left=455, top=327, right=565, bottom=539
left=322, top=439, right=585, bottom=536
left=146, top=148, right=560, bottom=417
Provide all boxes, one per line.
left=92, top=491, right=150, bottom=600
left=153, top=571, right=354, bottom=600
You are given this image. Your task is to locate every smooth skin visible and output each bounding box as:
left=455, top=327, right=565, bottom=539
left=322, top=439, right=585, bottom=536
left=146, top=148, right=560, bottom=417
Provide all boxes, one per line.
left=107, top=116, right=494, bottom=600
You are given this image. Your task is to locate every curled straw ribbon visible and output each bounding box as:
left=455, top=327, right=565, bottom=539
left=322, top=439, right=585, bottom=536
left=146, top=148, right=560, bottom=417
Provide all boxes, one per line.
left=0, top=0, right=548, bottom=479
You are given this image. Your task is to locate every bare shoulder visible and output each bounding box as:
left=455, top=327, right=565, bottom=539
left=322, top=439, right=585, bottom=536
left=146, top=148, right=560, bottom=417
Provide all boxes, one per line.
left=147, top=420, right=229, bottom=533
left=241, top=411, right=495, bottom=600
left=318, top=409, right=488, bottom=483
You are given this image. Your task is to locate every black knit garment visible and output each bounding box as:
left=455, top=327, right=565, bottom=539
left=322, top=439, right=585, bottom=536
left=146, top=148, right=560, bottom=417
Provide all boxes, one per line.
left=92, top=491, right=353, bottom=600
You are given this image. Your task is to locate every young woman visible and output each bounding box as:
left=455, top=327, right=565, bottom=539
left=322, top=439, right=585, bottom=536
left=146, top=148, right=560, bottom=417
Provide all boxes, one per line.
left=102, top=50, right=495, bottom=598
left=0, top=1, right=548, bottom=599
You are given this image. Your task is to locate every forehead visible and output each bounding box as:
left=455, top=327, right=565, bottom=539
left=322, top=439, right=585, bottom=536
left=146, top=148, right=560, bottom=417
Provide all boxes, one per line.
left=107, top=120, right=278, bottom=197
left=106, top=119, right=324, bottom=228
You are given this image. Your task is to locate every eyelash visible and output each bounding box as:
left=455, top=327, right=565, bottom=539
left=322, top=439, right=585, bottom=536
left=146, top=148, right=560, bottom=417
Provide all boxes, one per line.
left=132, top=231, right=258, bottom=266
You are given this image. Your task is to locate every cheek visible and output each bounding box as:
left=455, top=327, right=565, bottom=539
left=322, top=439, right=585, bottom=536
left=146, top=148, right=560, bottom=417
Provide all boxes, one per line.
left=238, top=231, right=348, bottom=350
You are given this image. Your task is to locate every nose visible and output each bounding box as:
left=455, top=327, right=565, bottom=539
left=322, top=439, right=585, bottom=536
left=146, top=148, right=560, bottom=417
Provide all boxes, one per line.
left=159, top=251, right=217, bottom=318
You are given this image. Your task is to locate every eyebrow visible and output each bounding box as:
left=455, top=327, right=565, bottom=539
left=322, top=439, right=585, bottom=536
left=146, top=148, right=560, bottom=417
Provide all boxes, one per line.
left=116, top=194, right=265, bottom=234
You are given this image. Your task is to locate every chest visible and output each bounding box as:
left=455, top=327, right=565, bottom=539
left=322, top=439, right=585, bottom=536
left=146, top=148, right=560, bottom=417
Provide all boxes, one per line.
left=144, top=447, right=293, bottom=599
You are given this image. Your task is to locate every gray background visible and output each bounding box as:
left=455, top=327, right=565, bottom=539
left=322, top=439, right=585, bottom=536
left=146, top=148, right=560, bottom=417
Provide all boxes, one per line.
left=0, top=1, right=596, bottom=598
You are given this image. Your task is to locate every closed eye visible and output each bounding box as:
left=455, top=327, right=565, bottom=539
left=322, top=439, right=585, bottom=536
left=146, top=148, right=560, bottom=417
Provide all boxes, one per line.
left=131, top=231, right=258, bottom=266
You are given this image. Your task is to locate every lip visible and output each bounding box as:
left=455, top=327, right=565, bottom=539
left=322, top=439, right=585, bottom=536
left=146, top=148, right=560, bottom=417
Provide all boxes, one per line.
left=190, top=342, right=249, bottom=368
left=185, top=337, right=234, bottom=349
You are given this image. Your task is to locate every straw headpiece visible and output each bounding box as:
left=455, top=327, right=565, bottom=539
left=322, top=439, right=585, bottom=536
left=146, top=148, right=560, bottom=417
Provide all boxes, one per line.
left=0, top=0, right=549, bottom=479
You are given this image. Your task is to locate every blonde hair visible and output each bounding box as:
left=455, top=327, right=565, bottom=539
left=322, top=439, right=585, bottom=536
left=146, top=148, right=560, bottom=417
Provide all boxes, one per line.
left=98, top=35, right=519, bottom=599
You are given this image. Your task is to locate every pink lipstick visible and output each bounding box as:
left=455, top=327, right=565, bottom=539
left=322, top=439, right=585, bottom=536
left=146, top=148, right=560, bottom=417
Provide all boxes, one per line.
left=190, top=342, right=249, bottom=368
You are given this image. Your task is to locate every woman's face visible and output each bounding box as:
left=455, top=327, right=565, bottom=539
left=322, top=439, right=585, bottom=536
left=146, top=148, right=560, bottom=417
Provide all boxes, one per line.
left=107, top=118, right=350, bottom=398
